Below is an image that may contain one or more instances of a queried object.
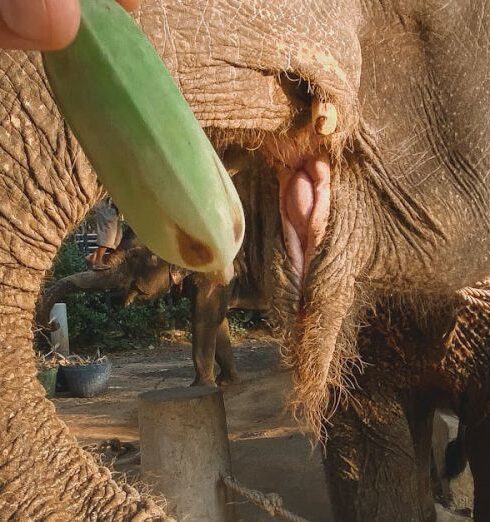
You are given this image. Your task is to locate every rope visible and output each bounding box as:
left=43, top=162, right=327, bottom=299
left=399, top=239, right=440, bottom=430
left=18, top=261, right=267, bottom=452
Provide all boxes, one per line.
left=221, top=475, right=310, bottom=522
left=456, top=284, right=490, bottom=311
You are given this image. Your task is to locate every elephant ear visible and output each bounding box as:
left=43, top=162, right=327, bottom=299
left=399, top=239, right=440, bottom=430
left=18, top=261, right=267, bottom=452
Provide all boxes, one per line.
left=43, top=0, right=244, bottom=279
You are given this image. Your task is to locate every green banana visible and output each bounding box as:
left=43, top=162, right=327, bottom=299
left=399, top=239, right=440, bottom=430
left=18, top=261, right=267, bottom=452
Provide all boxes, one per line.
left=43, top=0, right=244, bottom=276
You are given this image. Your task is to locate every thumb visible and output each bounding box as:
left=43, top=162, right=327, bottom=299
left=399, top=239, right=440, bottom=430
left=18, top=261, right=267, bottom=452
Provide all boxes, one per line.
left=0, top=0, right=80, bottom=50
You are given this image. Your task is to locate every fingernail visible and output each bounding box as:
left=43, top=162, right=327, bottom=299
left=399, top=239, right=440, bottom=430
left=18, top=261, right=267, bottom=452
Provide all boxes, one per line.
left=0, top=0, right=49, bottom=42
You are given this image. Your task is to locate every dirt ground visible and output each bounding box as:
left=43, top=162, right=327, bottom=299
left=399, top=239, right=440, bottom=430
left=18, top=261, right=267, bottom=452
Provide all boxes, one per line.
left=54, top=339, right=333, bottom=521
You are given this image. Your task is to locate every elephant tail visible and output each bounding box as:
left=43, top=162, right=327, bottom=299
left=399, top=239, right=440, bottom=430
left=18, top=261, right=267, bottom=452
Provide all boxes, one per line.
left=444, top=422, right=467, bottom=480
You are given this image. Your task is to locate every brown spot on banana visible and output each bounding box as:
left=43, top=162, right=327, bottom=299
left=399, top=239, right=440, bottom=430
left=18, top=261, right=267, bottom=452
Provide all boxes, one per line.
left=234, top=219, right=244, bottom=243
left=176, top=226, right=214, bottom=267
left=312, top=98, right=338, bottom=136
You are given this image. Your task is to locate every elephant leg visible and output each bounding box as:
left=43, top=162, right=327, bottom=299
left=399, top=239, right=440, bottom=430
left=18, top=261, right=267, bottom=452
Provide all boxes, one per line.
left=215, top=317, right=240, bottom=385
left=324, top=390, right=422, bottom=522
left=190, top=277, right=233, bottom=386
left=405, top=391, right=437, bottom=521
left=466, top=419, right=490, bottom=521
left=191, top=282, right=219, bottom=386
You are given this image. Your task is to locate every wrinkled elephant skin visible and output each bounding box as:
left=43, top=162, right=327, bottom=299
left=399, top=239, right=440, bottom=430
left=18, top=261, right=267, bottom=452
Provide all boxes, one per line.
left=0, top=0, right=490, bottom=519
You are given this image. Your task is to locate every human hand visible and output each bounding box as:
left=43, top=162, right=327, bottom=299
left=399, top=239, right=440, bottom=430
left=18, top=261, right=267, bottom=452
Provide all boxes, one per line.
left=0, top=0, right=142, bottom=51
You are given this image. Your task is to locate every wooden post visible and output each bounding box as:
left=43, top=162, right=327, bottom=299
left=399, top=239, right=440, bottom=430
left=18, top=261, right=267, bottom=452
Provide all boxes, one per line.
left=139, top=387, right=236, bottom=522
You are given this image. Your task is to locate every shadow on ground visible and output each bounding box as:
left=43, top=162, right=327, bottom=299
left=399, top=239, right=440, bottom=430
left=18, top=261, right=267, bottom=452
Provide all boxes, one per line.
left=54, top=340, right=333, bottom=521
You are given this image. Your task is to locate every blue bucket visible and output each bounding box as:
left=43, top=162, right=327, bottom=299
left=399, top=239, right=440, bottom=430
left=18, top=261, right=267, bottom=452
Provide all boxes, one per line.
left=61, top=359, right=112, bottom=398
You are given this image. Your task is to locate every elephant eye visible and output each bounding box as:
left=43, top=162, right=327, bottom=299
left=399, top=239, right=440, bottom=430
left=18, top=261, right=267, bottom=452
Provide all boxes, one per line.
left=278, top=72, right=314, bottom=110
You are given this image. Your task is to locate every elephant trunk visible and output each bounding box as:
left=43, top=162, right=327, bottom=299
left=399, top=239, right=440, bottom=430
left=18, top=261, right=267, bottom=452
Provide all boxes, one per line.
left=37, top=264, right=141, bottom=329
left=0, top=271, right=170, bottom=519
left=0, top=47, right=172, bottom=519
left=274, top=160, right=375, bottom=439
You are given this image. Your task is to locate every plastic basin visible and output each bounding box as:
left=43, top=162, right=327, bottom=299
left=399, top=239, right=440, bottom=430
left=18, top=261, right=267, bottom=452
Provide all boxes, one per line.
left=60, top=360, right=112, bottom=398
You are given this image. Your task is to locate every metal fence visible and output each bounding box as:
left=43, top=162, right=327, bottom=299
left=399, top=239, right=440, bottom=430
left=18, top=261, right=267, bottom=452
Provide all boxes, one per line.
left=75, top=233, right=98, bottom=256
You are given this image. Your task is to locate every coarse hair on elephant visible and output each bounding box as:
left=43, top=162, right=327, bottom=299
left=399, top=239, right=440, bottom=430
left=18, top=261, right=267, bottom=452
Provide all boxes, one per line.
left=1, top=0, right=490, bottom=519
left=324, top=286, right=490, bottom=522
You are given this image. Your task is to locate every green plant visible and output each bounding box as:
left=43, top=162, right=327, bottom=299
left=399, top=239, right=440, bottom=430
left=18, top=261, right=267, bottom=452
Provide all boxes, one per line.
left=52, top=239, right=86, bottom=279
left=156, top=296, right=191, bottom=330
left=48, top=241, right=110, bottom=347
left=115, top=304, right=156, bottom=338
left=65, top=292, right=112, bottom=345
left=228, top=310, right=263, bottom=337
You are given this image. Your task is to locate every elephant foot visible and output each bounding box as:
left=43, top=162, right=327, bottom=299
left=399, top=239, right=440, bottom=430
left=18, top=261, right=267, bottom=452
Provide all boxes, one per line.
left=190, top=376, right=217, bottom=387
left=216, top=372, right=241, bottom=386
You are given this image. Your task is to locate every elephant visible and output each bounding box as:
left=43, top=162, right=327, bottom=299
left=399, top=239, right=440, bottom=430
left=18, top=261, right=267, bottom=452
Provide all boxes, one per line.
left=36, top=226, right=249, bottom=387
left=37, top=158, right=275, bottom=387
left=322, top=286, right=490, bottom=521
left=37, top=227, right=186, bottom=312
left=1, top=0, right=490, bottom=519
left=40, top=228, right=490, bottom=520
